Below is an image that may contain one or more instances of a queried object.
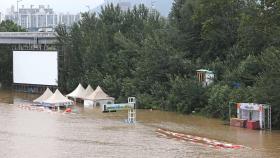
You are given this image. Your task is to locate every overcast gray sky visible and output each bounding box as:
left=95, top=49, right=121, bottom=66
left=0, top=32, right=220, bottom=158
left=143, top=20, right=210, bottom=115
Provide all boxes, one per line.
left=0, top=0, right=105, bottom=14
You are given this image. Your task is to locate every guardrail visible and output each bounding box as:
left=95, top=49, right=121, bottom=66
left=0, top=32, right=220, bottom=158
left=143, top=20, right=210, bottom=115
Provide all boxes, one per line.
left=0, top=32, right=56, bottom=37
left=0, top=32, right=57, bottom=45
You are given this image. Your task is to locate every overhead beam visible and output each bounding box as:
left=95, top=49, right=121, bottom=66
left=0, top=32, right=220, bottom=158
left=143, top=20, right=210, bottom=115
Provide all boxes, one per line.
left=0, top=32, right=57, bottom=44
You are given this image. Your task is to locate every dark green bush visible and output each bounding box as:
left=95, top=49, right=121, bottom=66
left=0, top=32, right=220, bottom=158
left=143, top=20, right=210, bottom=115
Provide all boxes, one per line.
left=167, top=76, right=206, bottom=114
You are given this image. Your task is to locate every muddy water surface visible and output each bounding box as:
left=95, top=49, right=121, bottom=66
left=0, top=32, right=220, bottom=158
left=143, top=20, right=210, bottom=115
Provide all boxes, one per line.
left=0, top=89, right=279, bottom=158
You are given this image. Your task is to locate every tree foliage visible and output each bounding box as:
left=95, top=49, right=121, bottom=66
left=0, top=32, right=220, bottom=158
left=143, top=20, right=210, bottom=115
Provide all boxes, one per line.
left=2, top=1, right=280, bottom=128
left=53, top=2, right=280, bottom=128
left=0, top=20, right=26, bottom=87
left=0, top=20, right=26, bottom=32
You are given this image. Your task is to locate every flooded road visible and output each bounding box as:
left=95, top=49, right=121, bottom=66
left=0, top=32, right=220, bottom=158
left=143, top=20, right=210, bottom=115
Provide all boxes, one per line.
left=0, top=89, right=280, bottom=157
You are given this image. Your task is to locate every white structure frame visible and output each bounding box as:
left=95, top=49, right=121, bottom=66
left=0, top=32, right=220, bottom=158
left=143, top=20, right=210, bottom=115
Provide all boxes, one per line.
left=103, top=97, right=137, bottom=124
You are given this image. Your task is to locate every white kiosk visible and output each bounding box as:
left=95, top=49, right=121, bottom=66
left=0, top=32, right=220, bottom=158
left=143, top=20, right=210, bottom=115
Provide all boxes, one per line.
left=229, top=102, right=271, bottom=130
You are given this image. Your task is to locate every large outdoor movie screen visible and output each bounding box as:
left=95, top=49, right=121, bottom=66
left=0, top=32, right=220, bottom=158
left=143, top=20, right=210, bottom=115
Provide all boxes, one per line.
left=13, top=51, right=58, bottom=86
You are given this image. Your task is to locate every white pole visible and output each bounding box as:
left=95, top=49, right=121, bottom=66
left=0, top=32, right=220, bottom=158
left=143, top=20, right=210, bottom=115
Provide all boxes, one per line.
left=267, top=107, right=269, bottom=129
left=270, top=106, right=272, bottom=130
left=134, top=108, right=136, bottom=123
left=128, top=109, right=130, bottom=123
left=229, top=103, right=231, bottom=120
left=17, top=0, right=23, bottom=30
left=237, top=106, right=240, bottom=118
left=17, top=1, right=19, bottom=25
left=259, top=108, right=263, bottom=129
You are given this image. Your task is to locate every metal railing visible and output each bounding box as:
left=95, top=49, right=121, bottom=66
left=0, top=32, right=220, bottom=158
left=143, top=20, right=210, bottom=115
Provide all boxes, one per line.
left=0, top=32, right=56, bottom=38
left=0, top=32, right=57, bottom=45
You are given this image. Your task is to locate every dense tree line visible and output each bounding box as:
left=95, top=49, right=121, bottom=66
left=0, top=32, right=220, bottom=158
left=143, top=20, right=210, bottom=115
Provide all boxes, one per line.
left=0, top=20, right=25, bottom=86
left=55, top=1, right=280, bottom=128
left=1, top=1, right=280, bottom=128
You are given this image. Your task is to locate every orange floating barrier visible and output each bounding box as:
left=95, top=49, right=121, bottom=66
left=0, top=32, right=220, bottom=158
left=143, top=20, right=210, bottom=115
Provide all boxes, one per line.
left=156, top=128, right=245, bottom=149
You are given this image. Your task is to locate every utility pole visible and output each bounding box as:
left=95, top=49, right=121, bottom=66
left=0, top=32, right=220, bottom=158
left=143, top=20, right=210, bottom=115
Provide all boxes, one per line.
left=151, top=0, right=157, bottom=15
left=17, top=0, right=23, bottom=32
left=85, top=5, right=90, bottom=13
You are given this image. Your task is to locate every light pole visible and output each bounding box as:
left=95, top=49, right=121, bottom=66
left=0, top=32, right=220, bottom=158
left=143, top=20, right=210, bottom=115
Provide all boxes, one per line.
left=17, top=0, right=23, bottom=32
left=151, top=0, right=157, bottom=15
left=86, top=5, right=90, bottom=12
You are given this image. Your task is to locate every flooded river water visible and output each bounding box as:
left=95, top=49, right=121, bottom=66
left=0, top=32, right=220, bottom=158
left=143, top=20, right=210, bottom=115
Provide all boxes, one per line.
left=0, top=89, right=280, bottom=158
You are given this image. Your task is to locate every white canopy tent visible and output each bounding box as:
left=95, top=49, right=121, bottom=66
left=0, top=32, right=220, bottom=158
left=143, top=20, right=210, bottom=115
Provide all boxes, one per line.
left=84, top=86, right=115, bottom=108
left=43, top=89, right=73, bottom=108
left=33, top=88, right=53, bottom=103
left=82, top=85, right=94, bottom=99
left=66, top=83, right=86, bottom=100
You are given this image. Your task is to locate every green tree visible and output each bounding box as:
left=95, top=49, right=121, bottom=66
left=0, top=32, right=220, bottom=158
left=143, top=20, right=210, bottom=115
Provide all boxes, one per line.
left=254, top=47, right=280, bottom=128
left=0, top=20, right=25, bottom=87
left=0, top=20, right=26, bottom=32
left=54, top=1, right=280, bottom=128
left=167, top=76, right=205, bottom=113
left=203, top=84, right=231, bottom=119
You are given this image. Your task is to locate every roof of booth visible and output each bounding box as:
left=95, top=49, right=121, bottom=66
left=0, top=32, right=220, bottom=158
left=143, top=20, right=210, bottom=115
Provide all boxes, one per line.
left=44, top=89, right=73, bottom=105
left=85, top=86, right=114, bottom=101
left=237, top=103, right=270, bottom=110
left=196, top=69, right=214, bottom=74
left=66, top=83, right=86, bottom=99
left=33, top=88, right=53, bottom=103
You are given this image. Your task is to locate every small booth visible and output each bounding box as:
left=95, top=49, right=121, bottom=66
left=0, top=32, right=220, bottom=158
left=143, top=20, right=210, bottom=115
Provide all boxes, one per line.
left=84, top=86, right=115, bottom=108
left=196, top=69, right=214, bottom=86
left=229, top=103, right=271, bottom=130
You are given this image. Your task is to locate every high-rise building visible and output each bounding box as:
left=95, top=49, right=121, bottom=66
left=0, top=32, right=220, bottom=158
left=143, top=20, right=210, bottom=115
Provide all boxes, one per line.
left=94, top=0, right=173, bottom=17
left=58, top=13, right=81, bottom=26
left=5, top=5, right=81, bottom=31
left=118, top=2, right=131, bottom=11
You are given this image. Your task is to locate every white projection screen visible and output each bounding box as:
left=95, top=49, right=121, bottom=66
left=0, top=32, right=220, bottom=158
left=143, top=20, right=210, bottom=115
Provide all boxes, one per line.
left=13, top=51, right=58, bottom=86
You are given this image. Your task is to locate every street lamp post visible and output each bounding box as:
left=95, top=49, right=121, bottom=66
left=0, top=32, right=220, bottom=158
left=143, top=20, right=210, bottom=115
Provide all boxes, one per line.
left=17, top=0, right=23, bottom=32
left=151, top=0, right=157, bottom=15
left=85, top=5, right=90, bottom=13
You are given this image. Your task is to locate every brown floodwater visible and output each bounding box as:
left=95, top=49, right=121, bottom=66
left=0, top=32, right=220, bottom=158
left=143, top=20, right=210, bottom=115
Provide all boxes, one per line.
left=0, top=89, right=280, bottom=158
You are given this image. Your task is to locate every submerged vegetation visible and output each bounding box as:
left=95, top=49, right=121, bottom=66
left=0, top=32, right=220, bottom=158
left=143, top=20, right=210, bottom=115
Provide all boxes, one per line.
left=1, top=1, right=280, bottom=128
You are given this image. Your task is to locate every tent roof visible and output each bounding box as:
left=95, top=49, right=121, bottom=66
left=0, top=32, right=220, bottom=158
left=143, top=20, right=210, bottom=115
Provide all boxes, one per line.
left=66, top=83, right=86, bottom=99
left=82, top=85, right=94, bottom=99
left=85, top=86, right=115, bottom=101
left=33, top=88, right=53, bottom=103
left=44, top=89, right=73, bottom=105
left=196, top=69, right=214, bottom=74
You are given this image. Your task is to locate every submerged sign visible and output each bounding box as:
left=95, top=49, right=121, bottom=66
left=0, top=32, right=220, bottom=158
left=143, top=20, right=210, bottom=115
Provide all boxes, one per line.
left=104, top=103, right=134, bottom=111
